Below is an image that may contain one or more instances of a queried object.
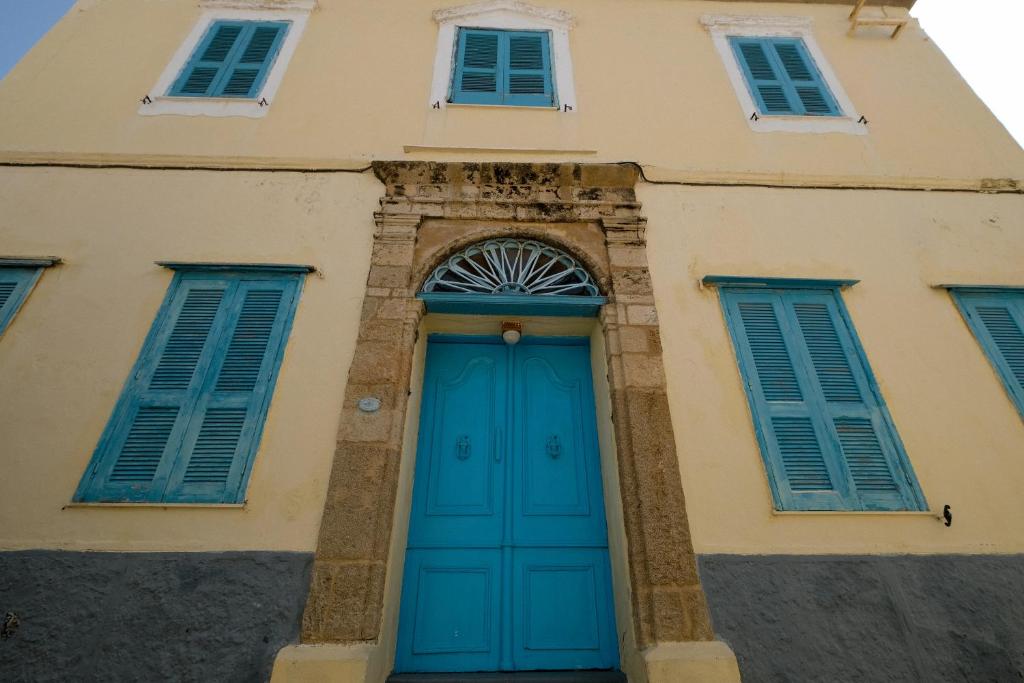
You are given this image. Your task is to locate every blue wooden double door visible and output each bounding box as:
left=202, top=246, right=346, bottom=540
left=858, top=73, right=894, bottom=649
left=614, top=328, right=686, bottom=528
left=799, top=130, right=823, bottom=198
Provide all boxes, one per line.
left=395, top=336, right=619, bottom=673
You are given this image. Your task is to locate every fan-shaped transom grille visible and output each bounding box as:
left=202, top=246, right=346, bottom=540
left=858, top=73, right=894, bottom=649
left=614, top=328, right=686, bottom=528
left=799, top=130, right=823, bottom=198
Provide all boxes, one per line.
left=422, top=239, right=599, bottom=296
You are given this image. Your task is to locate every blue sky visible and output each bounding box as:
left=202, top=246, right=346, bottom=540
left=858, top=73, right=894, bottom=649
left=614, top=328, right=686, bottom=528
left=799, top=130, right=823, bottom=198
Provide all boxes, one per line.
left=0, top=0, right=1021, bottom=148
left=0, top=0, right=76, bottom=80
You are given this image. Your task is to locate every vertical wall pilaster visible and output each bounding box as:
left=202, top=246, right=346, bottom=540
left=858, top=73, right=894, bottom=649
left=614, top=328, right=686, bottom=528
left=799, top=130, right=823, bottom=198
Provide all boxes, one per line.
left=601, top=216, right=714, bottom=647
left=301, top=212, right=423, bottom=643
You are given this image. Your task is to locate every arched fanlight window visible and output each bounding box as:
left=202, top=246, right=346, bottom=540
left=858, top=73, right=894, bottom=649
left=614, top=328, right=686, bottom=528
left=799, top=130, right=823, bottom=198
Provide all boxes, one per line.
left=422, top=239, right=599, bottom=297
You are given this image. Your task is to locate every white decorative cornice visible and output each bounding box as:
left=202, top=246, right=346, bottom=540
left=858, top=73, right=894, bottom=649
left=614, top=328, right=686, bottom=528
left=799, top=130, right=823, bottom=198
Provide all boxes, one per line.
left=434, top=0, right=574, bottom=27
left=700, top=14, right=813, bottom=31
left=200, top=0, right=316, bottom=11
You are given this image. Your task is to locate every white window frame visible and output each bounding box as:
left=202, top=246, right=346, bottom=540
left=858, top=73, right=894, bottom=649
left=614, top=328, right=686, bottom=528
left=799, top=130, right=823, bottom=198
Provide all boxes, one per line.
left=138, top=0, right=315, bottom=119
left=430, top=0, right=577, bottom=112
left=701, top=14, right=866, bottom=135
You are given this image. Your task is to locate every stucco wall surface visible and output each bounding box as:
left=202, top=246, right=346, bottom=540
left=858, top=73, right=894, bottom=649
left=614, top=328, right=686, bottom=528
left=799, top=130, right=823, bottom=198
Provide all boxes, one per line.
left=0, top=166, right=378, bottom=552
left=0, top=550, right=312, bottom=683
left=699, top=554, right=1024, bottom=682
left=642, top=184, right=1024, bottom=554
left=0, top=0, right=1021, bottom=184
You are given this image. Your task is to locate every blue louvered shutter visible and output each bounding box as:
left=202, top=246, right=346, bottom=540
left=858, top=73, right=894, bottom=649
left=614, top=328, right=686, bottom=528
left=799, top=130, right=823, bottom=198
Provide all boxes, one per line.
left=0, top=267, right=43, bottom=337
left=723, top=288, right=924, bottom=511
left=504, top=31, right=553, bottom=106
left=76, top=272, right=301, bottom=503
left=452, top=29, right=502, bottom=104
left=163, top=281, right=297, bottom=502
left=451, top=28, right=554, bottom=106
left=729, top=37, right=839, bottom=117
left=170, top=21, right=288, bottom=98
left=952, top=291, right=1024, bottom=419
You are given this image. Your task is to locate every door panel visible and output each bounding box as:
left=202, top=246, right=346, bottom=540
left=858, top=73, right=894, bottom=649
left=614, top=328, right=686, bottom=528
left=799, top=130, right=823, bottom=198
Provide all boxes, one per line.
left=407, top=342, right=507, bottom=548
left=396, top=337, right=618, bottom=674
left=513, top=344, right=607, bottom=547
left=513, top=548, right=618, bottom=671
left=397, top=548, right=502, bottom=673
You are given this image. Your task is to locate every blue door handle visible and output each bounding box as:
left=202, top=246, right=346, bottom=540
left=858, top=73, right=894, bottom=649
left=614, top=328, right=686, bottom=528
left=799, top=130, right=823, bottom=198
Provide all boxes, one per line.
left=547, top=435, right=561, bottom=459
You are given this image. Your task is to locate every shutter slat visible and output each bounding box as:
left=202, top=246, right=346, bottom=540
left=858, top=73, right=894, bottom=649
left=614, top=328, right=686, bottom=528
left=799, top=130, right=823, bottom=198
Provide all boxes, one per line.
left=793, top=303, right=861, bottom=402
left=773, top=417, right=833, bottom=490
left=0, top=282, right=15, bottom=310
left=739, top=42, right=777, bottom=81
left=150, top=289, right=224, bottom=390
left=835, top=417, right=897, bottom=491
left=109, top=407, right=180, bottom=482
left=976, top=306, right=1024, bottom=386
left=215, top=290, right=284, bottom=391
left=738, top=302, right=802, bottom=401
left=199, top=24, right=242, bottom=62
left=773, top=43, right=813, bottom=81
left=183, top=408, right=247, bottom=483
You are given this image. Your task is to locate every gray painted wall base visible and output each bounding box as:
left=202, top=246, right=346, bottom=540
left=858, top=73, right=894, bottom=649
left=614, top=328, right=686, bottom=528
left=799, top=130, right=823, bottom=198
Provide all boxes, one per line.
left=699, top=554, right=1024, bottom=683
left=0, top=550, right=312, bottom=683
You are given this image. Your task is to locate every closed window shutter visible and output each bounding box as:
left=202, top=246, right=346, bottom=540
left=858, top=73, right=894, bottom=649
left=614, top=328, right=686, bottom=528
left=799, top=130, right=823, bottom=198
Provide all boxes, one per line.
left=77, top=273, right=302, bottom=503
left=169, top=21, right=288, bottom=99
left=451, top=28, right=554, bottom=106
left=730, top=37, right=840, bottom=117
left=453, top=29, right=501, bottom=104
left=164, top=284, right=293, bottom=502
left=0, top=267, right=43, bottom=337
left=81, top=281, right=230, bottom=502
left=504, top=31, right=553, bottom=106
left=953, top=291, right=1024, bottom=419
left=218, top=22, right=288, bottom=98
left=723, top=288, right=924, bottom=511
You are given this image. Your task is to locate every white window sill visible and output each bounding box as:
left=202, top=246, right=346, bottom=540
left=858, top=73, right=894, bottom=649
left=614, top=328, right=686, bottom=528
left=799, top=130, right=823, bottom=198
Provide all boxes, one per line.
left=138, top=96, right=271, bottom=119
left=63, top=502, right=247, bottom=510
left=748, top=114, right=868, bottom=135
left=771, top=510, right=937, bottom=517
left=443, top=102, right=561, bottom=112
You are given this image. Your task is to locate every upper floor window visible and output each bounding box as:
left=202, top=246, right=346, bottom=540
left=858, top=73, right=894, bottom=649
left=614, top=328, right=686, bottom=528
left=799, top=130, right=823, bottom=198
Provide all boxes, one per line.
left=701, top=14, right=865, bottom=135
left=430, top=1, right=577, bottom=111
left=139, top=0, right=314, bottom=118
left=451, top=28, right=554, bottom=107
left=169, top=20, right=289, bottom=99
left=711, top=277, right=926, bottom=512
left=729, top=37, right=839, bottom=117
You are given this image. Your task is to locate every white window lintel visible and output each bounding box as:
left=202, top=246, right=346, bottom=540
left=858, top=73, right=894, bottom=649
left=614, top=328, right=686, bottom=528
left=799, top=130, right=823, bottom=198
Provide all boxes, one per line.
left=138, top=3, right=313, bottom=118
left=429, top=0, right=577, bottom=112
left=701, top=14, right=866, bottom=135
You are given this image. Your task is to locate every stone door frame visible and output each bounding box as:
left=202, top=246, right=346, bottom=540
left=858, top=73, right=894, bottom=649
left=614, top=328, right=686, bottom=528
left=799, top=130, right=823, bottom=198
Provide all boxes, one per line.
left=299, top=162, right=715, bottom=666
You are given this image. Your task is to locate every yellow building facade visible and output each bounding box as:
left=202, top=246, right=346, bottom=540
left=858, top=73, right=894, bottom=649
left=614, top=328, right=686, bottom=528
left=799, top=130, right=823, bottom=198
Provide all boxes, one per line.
left=1, top=0, right=1022, bottom=681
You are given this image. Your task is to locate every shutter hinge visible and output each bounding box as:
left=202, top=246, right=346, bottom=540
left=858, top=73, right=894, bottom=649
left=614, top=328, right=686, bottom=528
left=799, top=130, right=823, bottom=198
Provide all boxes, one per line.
left=563, top=104, right=573, bottom=112
left=941, top=504, right=953, bottom=527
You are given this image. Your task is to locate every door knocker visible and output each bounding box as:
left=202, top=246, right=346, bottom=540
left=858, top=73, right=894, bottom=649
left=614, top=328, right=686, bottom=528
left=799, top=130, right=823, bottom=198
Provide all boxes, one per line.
left=456, top=435, right=471, bottom=460
left=546, top=435, right=561, bottom=459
